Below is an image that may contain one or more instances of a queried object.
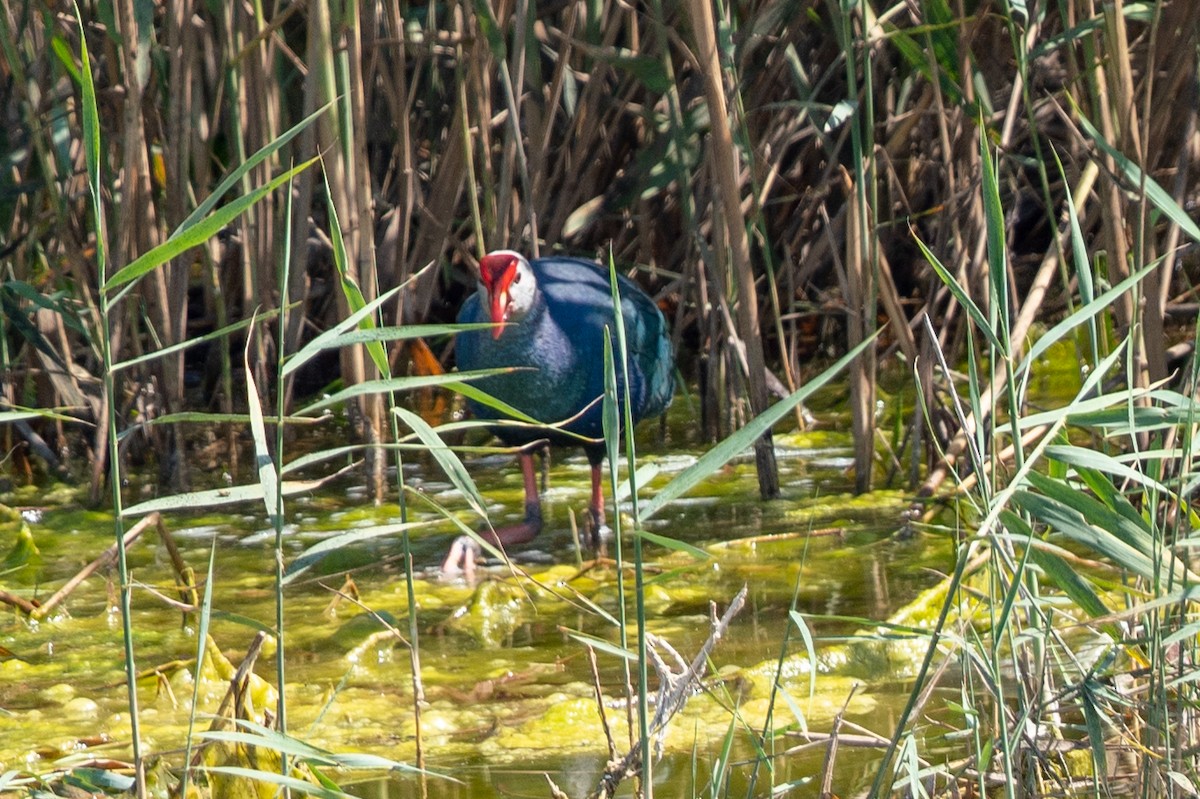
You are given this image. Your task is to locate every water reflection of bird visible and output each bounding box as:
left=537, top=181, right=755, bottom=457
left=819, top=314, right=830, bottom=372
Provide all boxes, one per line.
left=443, top=250, right=675, bottom=575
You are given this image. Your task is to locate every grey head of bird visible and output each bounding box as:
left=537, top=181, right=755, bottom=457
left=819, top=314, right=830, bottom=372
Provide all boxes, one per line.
left=478, top=250, right=537, bottom=339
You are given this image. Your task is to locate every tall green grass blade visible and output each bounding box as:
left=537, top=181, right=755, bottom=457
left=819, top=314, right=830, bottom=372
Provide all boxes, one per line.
left=0, top=407, right=78, bottom=424
left=788, top=610, right=819, bottom=701
left=564, top=631, right=638, bottom=662
left=979, top=126, right=1009, bottom=349
left=284, top=285, right=403, bottom=377
left=1079, top=680, right=1109, bottom=783
left=1045, top=444, right=1170, bottom=496
left=323, top=175, right=389, bottom=376
left=276, top=434, right=507, bottom=476
left=75, top=7, right=144, bottom=788
left=77, top=18, right=101, bottom=229
left=449, top=381, right=543, bottom=425
left=393, top=406, right=488, bottom=518
left=1009, top=515, right=1110, bottom=622
left=602, top=333, right=621, bottom=482
left=1068, top=463, right=1157, bottom=535
left=614, top=463, right=660, bottom=502
left=1167, top=772, right=1200, bottom=796
left=1011, top=489, right=1161, bottom=581
left=298, top=370, right=512, bottom=416
left=607, top=253, right=654, bottom=788
left=200, top=767, right=350, bottom=799
left=203, top=722, right=427, bottom=774
left=634, top=529, right=708, bottom=559
left=1016, top=263, right=1154, bottom=387
left=121, top=476, right=343, bottom=517
left=176, top=104, right=330, bottom=235
left=1026, top=471, right=1155, bottom=554
left=283, top=521, right=432, bottom=582
left=1054, top=147, right=1100, bottom=364
left=3, top=280, right=87, bottom=335
left=103, top=157, right=318, bottom=293
left=642, top=333, right=877, bottom=519
left=895, top=735, right=928, bottom=799
left=776, top=685, right=809, bottom=732
left=273, top=164, right=298, bottom=745
left=1074, top=106, right=1200, bottom=244
left=912, top=232, right=1004, bottom=352
left=245, top=345, right=280, bottom=524
left=179, top=540, right=218, bottom=799
left=112, top=309, right=282, bottom=373
left=116, top=411, right=314, bottom=435
left=1163, top=620, right=1200, bottom=649
left=289, top=323, right=492, bottom=371
left=402, top=488, right=512, bottom=568
left=708, top=713, right=738, bottom=798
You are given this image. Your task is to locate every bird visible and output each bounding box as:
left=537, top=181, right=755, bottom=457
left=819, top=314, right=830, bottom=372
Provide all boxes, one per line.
left=443, top=249, right=674, bottom=575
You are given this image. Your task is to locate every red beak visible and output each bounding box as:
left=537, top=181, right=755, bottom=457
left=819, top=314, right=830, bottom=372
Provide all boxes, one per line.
left=480, top=253, right=519, bottom=339
left=489, top=287, right=507, bottom=339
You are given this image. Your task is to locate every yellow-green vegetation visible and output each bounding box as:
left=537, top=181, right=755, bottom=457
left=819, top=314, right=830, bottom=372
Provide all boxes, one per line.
left=0, top=447, right=946, bottom=786
left=2, top=0, right=1199, bottom=796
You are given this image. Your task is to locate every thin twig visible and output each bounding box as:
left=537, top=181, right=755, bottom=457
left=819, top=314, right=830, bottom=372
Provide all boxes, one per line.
left=31, top=512, right=160, bottom=620
left=588, top=586, right=748, bottom=799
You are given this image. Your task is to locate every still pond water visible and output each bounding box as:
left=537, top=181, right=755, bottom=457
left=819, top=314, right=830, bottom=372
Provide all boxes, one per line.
left=0, top=407, right=956, bottom=797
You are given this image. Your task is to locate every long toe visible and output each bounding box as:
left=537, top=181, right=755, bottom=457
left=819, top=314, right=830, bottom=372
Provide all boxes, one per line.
left=440, top=535, right=482, bottom=579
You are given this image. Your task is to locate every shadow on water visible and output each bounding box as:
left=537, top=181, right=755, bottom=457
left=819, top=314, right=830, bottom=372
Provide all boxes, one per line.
left=0, top=409, right=954, bottom=796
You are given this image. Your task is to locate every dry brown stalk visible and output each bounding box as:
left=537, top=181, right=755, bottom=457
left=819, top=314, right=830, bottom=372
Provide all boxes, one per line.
left=587, top=586, right=748, bottom=799
left=30, top=512, right=161, bottom=620
left=179, top=631, right=271, bottom=778
left=685, top=0, right=778, bottom=500
left=0, top=589, right=39, bottom=615
left=817, top=686, right=859, bottom=799
left=843, top=166, right=877, bottom=495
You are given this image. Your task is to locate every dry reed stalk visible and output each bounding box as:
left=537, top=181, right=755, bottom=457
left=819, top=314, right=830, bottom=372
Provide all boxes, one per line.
left=400, top=3, right=473, bottom=318
left=843, top=166, right=876, bottom=494
left=1079, top=0, right=1137, bottom=378
left=1147, top=3, right=1199, bottom=328
left=380, top=2, right=416, bottom=320
left=285, top=1, right=321, bottom=365
left=341, top=1, right=387, bottom=499
left=540, top=17, right=639, bottom=244
left=244, top=0, right=282, bottom=371
left=164, top=0, right=198, bottom=405
left=686, top=0, right=779, bottom=499
left=299, top=0, right=375, bottom=465
left=30, top=512, right=161, bottom=620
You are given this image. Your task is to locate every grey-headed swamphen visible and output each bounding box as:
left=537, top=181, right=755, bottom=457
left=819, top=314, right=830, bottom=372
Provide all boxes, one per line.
left=443, top=250, right=674, bottom=575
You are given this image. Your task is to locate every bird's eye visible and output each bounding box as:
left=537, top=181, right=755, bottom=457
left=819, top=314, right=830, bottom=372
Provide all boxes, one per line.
left=513, top=272, right=521, bottom=284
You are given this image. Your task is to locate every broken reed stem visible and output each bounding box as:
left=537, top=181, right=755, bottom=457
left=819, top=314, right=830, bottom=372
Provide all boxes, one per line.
left=0, top=513, right=196, bottom=621
left=31, top=512, right=161, bottom=620
left=587, top=586, right=748, bottom=799
left=215, top=631, right=267, bottom=724
left=818, top=687, right=857, bottom=799
left=154, top=514, right=198, bottom=608
left=0, top=588, right=38, bottom=615
left=587, top=646, right=619, bottom=761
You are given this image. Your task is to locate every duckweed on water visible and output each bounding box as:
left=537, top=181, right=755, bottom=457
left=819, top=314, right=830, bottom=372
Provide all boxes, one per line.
left=0, top=437, right=956, bottom=793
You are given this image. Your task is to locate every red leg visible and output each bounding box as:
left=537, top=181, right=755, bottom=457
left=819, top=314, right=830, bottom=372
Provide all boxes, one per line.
left=441, top=451, right=544, bottom=576
left=588, top=462, right=608, bottom=552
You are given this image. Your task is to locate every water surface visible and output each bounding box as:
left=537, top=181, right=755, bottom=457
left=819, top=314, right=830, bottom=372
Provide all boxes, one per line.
left=0, top=415, right=953, bottom=797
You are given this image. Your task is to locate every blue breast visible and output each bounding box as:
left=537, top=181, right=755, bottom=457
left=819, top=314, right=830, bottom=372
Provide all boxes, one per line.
left=456, top=257, right=674, bottom=450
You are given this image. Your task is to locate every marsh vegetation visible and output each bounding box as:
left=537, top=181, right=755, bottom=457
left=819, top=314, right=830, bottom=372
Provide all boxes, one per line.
left=2, top=0, right=1200, bottom=796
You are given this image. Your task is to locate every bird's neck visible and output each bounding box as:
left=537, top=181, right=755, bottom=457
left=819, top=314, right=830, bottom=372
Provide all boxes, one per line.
left=510, top=287, right=547, bottom=327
